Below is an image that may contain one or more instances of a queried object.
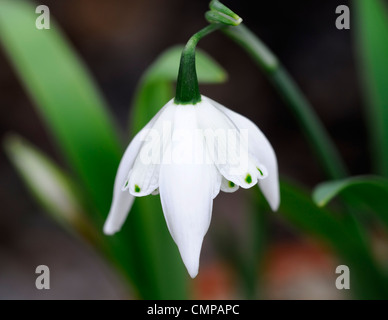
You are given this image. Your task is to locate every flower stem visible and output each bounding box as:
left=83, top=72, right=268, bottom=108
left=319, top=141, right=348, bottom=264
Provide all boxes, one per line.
left=222, top=24, right=348, bottom=180
left=174, top=24, right=221, bottom=105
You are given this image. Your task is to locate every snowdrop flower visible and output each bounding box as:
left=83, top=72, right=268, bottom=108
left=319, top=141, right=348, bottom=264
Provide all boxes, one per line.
left=104, top=95, right=279, bottom=278
left=104, top=4, right=279, bottom=278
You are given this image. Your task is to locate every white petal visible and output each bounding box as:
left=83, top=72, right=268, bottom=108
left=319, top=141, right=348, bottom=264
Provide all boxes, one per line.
left=104, top=99, right=175, bottom=235
left=197, top=98, right=266, bottom=189
left=125, top=103, right=176, bottom=197
left=159, top=105, right=220, bottom=278
left=205, top=96, right=280, bottom=211
left=220, top=177, right=239, bottom=193
left=103, top=128, right=144, bottom=235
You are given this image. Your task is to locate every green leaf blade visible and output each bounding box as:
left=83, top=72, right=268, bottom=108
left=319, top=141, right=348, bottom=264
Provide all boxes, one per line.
left=313, top=176, right=388, bottom=230
left=0, top=0, right=123, bottom=219
left=354, top=0, right=388, bottom=176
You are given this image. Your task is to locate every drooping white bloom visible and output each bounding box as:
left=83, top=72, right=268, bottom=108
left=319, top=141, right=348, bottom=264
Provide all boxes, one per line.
left=104, top=95, right=279, bottom=278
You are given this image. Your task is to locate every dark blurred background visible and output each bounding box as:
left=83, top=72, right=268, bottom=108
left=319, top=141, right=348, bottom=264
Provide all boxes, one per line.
left=0, top=0, right=365, bottom=299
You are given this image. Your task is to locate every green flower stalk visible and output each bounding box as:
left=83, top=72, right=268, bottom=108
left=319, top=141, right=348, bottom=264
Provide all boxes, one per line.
left=174, top=24, right=221, bottom=105
left=174, top=0, right=242, bottom=105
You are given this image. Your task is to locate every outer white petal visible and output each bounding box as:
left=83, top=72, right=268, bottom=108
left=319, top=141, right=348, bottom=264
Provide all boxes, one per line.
left=205, top=96, right=280, bottom=211
left=103, top=99, right=174, bottom=235
left=197, top=98, right=266, bottom=189
left=159, top=105, right=220, bottom=278
left=103, top=128, right=144, bottom=235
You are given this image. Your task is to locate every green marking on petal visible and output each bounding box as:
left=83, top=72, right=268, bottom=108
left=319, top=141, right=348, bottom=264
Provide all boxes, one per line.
left=257, top=167, right=264, bottom=176
left=124, top=180, right=129, bottom=188
left=228, top=181, right=235, bottom=188
left=134, top=184, right=141, bottom=193
left=245, top=174, right=252, bottom=184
